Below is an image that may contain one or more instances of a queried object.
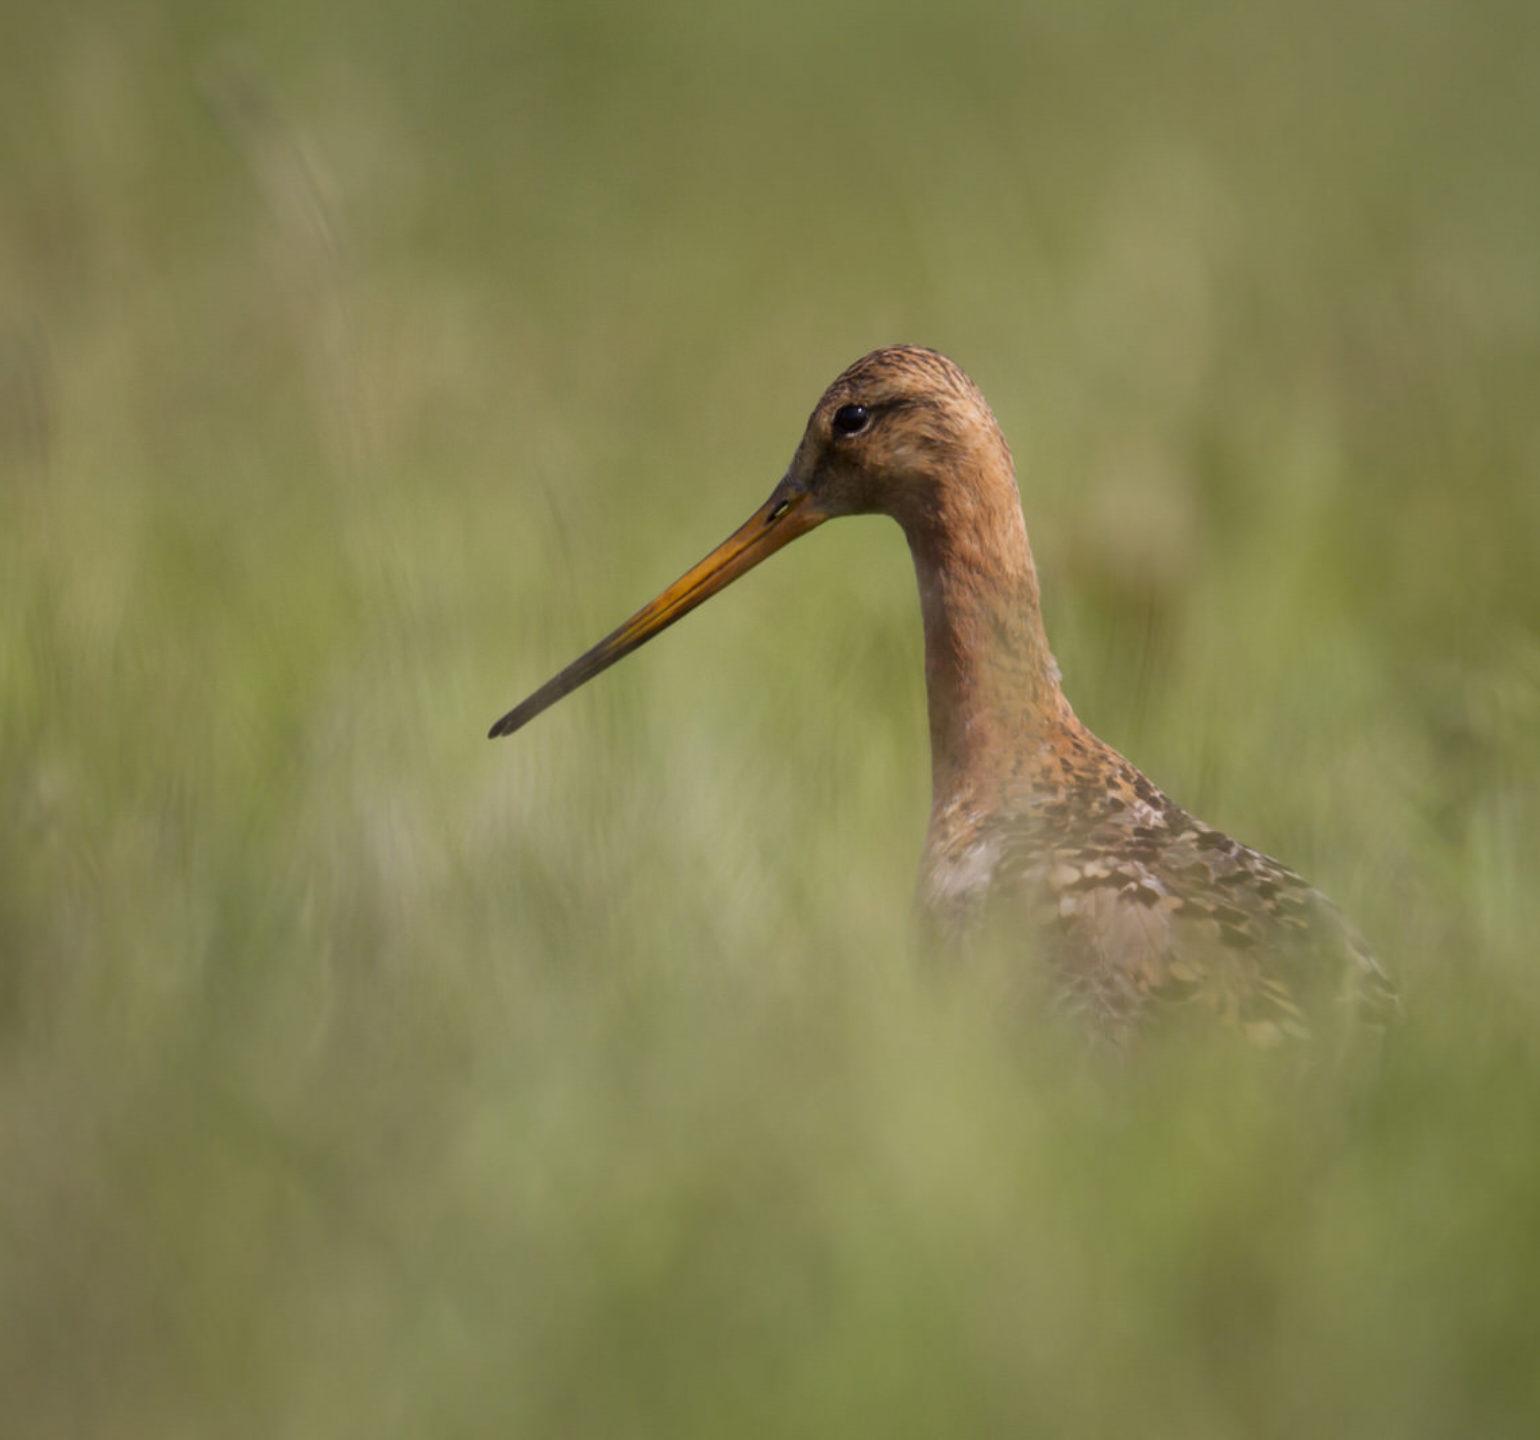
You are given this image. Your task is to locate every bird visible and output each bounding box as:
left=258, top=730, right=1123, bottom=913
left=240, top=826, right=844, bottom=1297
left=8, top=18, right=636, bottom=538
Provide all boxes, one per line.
left=489, top=346, right=1395, bottom=1046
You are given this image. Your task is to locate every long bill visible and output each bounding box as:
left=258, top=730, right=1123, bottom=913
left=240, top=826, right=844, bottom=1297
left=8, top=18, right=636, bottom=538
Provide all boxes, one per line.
left=488, top=485, right=825, bottom=739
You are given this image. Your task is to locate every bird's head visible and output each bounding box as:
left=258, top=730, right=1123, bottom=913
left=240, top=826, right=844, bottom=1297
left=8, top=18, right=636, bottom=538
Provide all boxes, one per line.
left=781, top=345, right=1012, bottom=528
left=489, top=345, right=1013, bottom=739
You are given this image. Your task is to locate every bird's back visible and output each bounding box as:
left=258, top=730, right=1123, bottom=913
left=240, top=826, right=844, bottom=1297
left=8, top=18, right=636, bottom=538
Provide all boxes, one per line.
left=923, top=721, right=1396, bottom=1047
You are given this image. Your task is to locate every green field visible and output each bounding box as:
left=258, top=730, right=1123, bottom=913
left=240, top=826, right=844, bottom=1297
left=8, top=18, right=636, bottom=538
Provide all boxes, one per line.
left=4, top=2, right=1539, bottom=1434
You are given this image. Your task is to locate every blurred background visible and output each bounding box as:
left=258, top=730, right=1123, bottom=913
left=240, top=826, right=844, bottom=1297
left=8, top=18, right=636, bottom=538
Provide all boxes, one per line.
left=3, top=0, right=1539, bottom=1434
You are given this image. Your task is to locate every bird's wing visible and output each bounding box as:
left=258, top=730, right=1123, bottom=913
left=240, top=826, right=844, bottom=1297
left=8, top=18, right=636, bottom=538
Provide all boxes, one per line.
left=985, top=793, right=1397, bottom=1046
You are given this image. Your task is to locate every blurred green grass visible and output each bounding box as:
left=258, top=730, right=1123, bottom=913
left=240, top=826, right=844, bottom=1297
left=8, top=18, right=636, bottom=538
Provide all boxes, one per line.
left=3, top=0, right=1540, bottom=1434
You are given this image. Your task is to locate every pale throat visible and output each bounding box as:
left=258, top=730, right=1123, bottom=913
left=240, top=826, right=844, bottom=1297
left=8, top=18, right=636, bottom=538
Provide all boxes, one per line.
left=898, top=460, right=1068, bottom=818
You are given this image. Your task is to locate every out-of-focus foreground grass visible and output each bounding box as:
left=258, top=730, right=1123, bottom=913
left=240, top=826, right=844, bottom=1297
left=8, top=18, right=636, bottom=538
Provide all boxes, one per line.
left=4, top=1, right=1539, bottom=1434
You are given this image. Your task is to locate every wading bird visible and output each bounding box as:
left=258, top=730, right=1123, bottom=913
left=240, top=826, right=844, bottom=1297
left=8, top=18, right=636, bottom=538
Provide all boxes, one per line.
left=490, top=347, right=1393, bottom=1044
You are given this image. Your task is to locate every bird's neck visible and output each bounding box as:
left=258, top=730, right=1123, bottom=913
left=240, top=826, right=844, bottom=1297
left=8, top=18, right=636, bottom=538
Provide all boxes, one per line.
left=900, top=464, right=1073, bottom=828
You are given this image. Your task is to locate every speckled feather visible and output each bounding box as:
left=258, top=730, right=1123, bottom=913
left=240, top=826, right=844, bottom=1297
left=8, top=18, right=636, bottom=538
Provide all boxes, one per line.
left=922, top=717, right=1397, bottom=1046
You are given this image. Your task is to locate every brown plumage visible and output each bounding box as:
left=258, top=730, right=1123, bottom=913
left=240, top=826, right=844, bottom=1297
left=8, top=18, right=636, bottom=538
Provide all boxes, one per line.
left=490, top=346, right=1395, bottom=1046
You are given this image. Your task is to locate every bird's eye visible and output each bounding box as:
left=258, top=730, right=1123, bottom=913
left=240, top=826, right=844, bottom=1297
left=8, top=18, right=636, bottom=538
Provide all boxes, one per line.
left=832, top=403, right=870, bottom=436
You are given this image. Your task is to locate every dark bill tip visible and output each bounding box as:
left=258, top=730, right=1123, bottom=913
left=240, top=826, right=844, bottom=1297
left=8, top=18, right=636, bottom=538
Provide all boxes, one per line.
left=486, top=485, right=821, bottom=742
